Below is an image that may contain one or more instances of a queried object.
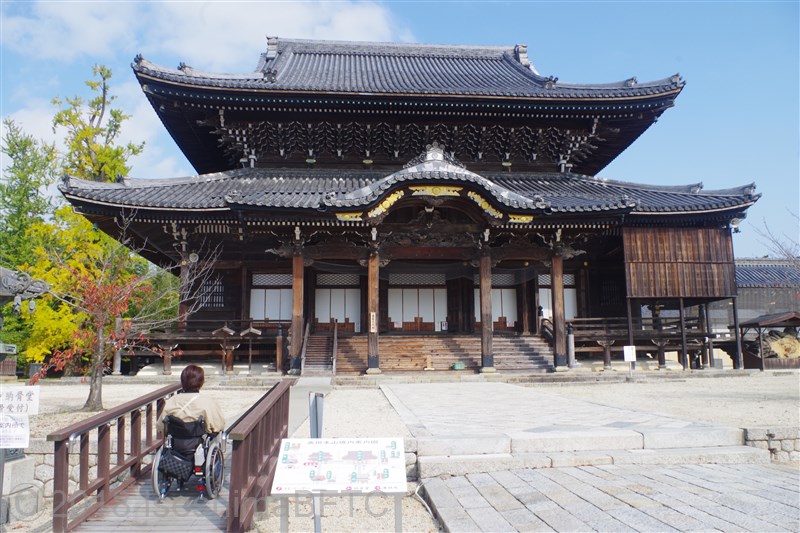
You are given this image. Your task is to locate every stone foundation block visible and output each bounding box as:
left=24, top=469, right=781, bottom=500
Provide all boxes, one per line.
left=510, top=429, right=642, bottom=453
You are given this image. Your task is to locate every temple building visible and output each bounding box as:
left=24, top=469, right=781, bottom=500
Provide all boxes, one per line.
left=60, top=38, right=759, bottom=374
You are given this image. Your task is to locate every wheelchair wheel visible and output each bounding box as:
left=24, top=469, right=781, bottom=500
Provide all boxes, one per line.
left=204, top=440, right=224, bottom=499
left=151, top=447, right=171, bottom=500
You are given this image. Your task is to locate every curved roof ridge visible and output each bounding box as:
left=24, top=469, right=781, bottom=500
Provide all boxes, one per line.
left=555, top=74, right=684, bottom=90
left=585, top=175, right=757, bottom=196
left=325, top=145, right=545, bottom=210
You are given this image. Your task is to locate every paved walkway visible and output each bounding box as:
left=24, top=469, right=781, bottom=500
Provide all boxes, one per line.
left=381, top=382, right=798, bottom=532
left=423, top=463, right=800, bottom=532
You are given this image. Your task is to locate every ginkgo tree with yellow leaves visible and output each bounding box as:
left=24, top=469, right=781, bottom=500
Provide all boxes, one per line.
left=2, top=65, right=215, bottom=410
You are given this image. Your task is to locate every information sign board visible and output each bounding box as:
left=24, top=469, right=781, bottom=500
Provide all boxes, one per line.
left=0, top=385, right=40, bottom=415
left=271, top=437, right=406, bottom=495
left=0, top=414, right=30, bottom=448
left=0, top=343, right=17, bottom=355
left=623, top=345, right=637, bottom=362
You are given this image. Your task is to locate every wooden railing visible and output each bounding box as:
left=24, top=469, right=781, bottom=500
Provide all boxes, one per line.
left=299, top=322, right=310, bottom=374
left=568, top=316, right=704, bottom=348
left=539, top=318, right=554, bottom=344
left=332, top=320, right=339, bottom=375
left=226, top=379, right=292, bottom=532
left=48, top=384, right=180, bottom=533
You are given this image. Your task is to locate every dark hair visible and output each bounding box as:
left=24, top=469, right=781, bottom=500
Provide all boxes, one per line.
left=181, top=364, right=205, bottom=392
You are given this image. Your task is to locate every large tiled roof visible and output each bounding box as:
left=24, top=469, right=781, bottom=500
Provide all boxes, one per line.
left=735, top=260, right=800, bottom=288
left=132, top=38, right=683, bottom=99
left=60, top=161, right=758, bottom=218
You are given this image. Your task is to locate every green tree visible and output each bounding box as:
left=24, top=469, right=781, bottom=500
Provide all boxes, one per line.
left=0, top=119, right=58, bottom=364
left=0, top=118, right=57, bottom=266
left=52, top=65, right=143, bottom=182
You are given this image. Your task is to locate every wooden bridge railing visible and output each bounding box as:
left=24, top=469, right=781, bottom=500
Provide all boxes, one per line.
left=47, top=383, right=180, bottom=533
left=226, top=379, right=292, bottom=532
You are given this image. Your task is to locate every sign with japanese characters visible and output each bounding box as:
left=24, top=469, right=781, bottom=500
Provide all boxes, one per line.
left=0, top=385, right=39, bottom=415
left=0, top=414, right=31, bottom=448
left=271, top=437, right=406, bottom=495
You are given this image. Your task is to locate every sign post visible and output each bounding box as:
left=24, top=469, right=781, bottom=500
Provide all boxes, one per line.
left=623, top=345, right=636, bottom=378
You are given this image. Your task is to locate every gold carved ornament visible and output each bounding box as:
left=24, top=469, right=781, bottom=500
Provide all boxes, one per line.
left=408, top=185, right=462, bottom=197
left=466, top=191, right=503, bottom=219
left=367, top=190, right=405, bottom=218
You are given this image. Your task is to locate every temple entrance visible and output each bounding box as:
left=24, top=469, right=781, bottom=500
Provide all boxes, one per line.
left=387, top=272, right=448, bottom=332
left=314, top=273, right=361, bottom=332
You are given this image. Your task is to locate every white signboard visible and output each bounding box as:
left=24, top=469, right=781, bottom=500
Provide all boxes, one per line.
left=271, top=437, right=406, bottom=495
left=0, top=385, right=40, bottom=415
left=623, top=345, right=637, bottom=362
left=0, top=414, right=30, bottom=448
left=0, top=343, right=17, bottom=355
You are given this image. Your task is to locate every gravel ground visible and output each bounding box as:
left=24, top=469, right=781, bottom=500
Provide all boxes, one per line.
left=6, top=371, right=798, bottom=532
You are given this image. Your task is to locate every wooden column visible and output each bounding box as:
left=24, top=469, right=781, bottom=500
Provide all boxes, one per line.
left=521, top=280, right=531, bottom=335
left=290, top=253, right=304, bottom=373
left=705, top=303, right=716, bottom=368
left=366, top=253, right=381, bottom=373
left=679, top=297, right=688, bottom=370
left=699, top=304, right=709, bottom=368
left=551, top=254, right=566, bottom=366
left=732, top=297, right=743, bottom=370
left=479, top=253, right=495, bottom=371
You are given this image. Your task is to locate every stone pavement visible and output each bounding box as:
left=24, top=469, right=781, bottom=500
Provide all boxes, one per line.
left=379, top=382, right=797, bottom=532
left=422, top=463, right=800, bottom=532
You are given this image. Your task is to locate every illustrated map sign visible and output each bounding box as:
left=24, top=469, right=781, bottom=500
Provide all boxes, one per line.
left=271, top=437, right=406, bottom=495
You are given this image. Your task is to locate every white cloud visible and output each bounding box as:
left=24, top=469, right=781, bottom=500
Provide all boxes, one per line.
left=139, top=1, right=412, bottom=71
left=1, top=2, right=139, bottom=61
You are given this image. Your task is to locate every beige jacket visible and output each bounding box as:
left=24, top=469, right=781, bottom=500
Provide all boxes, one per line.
left=158, top=392, right=226, bottom=433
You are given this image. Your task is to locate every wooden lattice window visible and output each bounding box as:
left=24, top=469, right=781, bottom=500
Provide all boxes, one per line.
left=199, top=277, right=225, bottom=308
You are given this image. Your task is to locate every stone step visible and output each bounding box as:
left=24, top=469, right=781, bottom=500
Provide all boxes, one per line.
left=414, top=427, right=745, bottom=457
left=417, top=445, right=770, bottom=478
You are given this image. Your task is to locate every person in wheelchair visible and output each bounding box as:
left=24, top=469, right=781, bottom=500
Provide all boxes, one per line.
left=153, top=365, right=226, bottom=500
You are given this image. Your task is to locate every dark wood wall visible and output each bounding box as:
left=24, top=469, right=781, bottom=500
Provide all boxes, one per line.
left=623, top=227, right=735, bottom=299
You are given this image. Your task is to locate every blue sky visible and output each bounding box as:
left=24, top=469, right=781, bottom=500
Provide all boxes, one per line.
left=1, top=1, right=797, bottom=258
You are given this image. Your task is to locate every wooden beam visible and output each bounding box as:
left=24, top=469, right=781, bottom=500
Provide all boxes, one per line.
left=479, top=253, right=494, bottom=370
left=367, top=253, right=380, bottom=373
left=383, top=247, right=476, bottom=261
left=732, top=297, right=742, bottom=370
left=679, top=297, right=687, bottom=370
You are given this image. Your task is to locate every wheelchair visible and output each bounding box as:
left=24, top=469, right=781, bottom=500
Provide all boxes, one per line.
left=151, top=415, right=225, bottom=501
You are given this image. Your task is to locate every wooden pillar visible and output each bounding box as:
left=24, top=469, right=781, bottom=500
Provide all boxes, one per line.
left=521, top=280, right=531, bottom=335
left=366, top=253, right=381, bottom=373
left=276, top=325, right=284, bottom=373
left=479, top=253, right=495, bottom=371
left=705, top=303, right=716, bottom=368
left=162, top=346, right=172, bottom=376
left=178, top=262, right=188, bottom=332
left=551, top=254, right=566, bottom=366
left=626, top=299, right=635, bottom=347
left=679, top=297, right=688, bottom=370
left=732, top=297, right=743, bottom=369
left=699, top=304, right=709, bottom=368
left=290, top=253, right=304, bottom=372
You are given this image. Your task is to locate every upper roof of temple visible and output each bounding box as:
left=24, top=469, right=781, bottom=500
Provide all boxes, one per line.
left=132, top=38, right=685, bottom=176
left=134, top=38, right=683, bottom=99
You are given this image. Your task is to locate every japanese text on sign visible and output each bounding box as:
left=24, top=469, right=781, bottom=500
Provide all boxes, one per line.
left=0, top=385, right=40, bottom=415
left=271, top=437, right=406, bottom=495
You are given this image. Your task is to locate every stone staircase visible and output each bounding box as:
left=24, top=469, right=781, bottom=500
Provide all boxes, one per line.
left=493, top=335, right=553, bottom=372
left=331, top=334, right=554, bottom=375
left=302, top=333, right=333, bottom=374
left=414, top=426, right=770, bottom=478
